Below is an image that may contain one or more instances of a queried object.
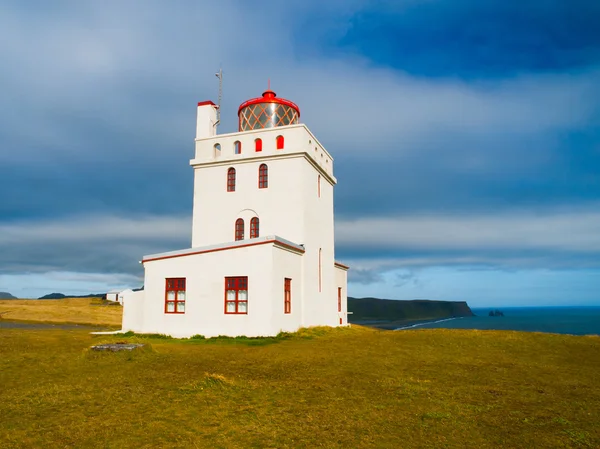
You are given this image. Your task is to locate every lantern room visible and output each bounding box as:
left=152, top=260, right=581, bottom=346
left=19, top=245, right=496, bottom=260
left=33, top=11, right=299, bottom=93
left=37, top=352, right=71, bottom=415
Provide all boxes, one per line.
left=238, top=89, right=300, bottom=132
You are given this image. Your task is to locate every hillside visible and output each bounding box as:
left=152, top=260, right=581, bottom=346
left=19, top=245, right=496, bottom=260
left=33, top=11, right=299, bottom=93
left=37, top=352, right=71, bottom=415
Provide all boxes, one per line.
left=348, top=297, right=474, bottom=328
left=38, top=292, right=106, bottom=299
left=0, top=292, right=17, bottom=299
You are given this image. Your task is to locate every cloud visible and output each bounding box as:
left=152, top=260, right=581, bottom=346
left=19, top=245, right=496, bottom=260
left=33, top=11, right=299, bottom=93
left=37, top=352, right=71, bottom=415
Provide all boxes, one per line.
left=0, top=1, right=598, bottom=301
left=0, top=214, right=190, bottom=275
left=336, top=207, right=600, bottom=254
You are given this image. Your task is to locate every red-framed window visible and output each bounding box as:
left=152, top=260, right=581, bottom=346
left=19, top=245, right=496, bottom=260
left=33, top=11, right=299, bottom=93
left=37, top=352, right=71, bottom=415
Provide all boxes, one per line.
left=338, top=287, right=342, bottom=312
left=225, top=276, right=248, bottom=314
left=250, top=217, right=259, bottom=238
left=284, top=278, right=291, bottom=314
left=227, top=167, right=236, bottom=192
left=234, top=140, right=242, bottom=154
left=259, top=163, right=268, bottom=189
left=318, top=248, right=322, bottom=292
left=276, top=135, right=284, bottom=150
left=235, top=218, right=244, bottom=241
left=255, top=138, right=262, bottom=152
left=165, top=278, right=186, bottom=314
left=318, top=174, right=321, bottom=198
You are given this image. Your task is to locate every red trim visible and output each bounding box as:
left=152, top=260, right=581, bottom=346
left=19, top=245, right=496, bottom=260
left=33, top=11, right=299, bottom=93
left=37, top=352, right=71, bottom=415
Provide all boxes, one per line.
left=318, top=175, right=321, bottom=198
left=143, top=239, right=305, bottom=263
left=224, top=276, right=248, bottom=314
left=165, top=278, right=186, bottom=314
left=334, top=261, right=350, bottom=270
left=259, top=164, right=268, bottom=188
left=235, top=218, right=244, bottom=241
left=284, top=278, right=291, bottom=314
left=250, top=217, right=259, bottom=239
left=338, top=287, right=342, bottom=312
left=318, top=248, right=322, bottom=293
left=197, top=100, right=216, bottom=107
left=227, top=167, right=236, bottom=192
left=238, top=90, right=300, bottom=117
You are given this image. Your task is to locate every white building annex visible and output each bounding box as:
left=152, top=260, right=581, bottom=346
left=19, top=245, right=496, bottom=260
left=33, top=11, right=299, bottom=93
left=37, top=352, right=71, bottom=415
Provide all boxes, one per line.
left=121, top=88, right=349, bottom=338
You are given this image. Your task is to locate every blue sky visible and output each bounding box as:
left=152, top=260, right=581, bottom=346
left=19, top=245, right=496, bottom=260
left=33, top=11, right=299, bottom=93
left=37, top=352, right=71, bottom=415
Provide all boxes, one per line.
left=1, top=0, right=599, bottom=306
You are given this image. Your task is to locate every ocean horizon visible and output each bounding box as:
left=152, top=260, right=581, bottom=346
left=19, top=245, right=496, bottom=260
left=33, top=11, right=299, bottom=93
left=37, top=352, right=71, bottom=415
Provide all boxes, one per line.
left=395, top=306, right=600, bottom=336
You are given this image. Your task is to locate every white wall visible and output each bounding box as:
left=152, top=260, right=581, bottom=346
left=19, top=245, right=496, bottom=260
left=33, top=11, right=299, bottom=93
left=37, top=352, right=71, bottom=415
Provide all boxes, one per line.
left=125, top=242, right=304, bottom=338
left=189, top=120, right=344, bottom=330
left=122, top=290, right=146, bottom=331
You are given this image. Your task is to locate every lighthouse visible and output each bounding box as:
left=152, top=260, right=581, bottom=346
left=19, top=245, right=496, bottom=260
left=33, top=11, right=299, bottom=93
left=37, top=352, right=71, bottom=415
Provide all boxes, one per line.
left=121, top=87, right=349, bottom=338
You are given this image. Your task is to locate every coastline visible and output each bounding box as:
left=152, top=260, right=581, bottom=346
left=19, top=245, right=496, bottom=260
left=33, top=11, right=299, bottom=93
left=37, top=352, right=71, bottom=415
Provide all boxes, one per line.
left=351, top=317, right=464, bottom=331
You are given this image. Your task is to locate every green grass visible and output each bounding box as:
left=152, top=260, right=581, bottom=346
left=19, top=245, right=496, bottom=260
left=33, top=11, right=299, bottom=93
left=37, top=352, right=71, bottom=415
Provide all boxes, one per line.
left=1, top=325, right=599, bottom=448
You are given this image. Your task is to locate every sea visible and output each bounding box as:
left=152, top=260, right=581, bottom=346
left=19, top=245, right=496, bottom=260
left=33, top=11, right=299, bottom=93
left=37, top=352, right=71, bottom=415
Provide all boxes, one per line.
left=395, top=307, right=600, bottom=336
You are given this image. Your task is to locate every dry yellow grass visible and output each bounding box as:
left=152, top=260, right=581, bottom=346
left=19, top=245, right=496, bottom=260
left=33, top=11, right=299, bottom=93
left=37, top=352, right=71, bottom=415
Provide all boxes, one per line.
left=0, top=297, right=122, bottom=326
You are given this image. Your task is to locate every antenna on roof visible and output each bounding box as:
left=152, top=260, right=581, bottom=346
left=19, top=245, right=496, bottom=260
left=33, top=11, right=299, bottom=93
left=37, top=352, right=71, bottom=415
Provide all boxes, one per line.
left=215, top=67, right=223, bottom=130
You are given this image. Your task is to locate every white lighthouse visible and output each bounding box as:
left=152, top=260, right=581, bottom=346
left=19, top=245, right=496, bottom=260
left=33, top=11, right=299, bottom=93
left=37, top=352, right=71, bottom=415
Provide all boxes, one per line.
left=122, top=88, right=349, bottom=338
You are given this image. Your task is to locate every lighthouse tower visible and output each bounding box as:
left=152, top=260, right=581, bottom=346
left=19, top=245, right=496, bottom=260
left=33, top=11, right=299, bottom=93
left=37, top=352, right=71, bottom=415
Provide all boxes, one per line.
left=121, top=88, right=349, bottom=338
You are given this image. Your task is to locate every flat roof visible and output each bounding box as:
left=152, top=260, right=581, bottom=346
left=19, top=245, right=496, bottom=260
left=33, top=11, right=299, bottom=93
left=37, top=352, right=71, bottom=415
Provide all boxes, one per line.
left=142, top=235, right=305, bottom=263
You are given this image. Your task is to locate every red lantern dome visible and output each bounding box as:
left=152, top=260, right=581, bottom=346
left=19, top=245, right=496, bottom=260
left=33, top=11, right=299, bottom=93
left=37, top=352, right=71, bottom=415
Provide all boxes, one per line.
left=238, top=89, right=300, bottom=132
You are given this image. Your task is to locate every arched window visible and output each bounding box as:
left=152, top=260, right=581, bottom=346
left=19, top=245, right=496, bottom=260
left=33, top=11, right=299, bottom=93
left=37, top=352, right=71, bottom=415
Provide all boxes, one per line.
left=250, top=217, right=259, bottom=238
left=276, top=135, right=284, bottom=150
left=255, top=138, right=262, bottom=152
left=259, top=164, right=268, bottom=189
left=234, top=140, right=242, bottom=154
left=227, top=167, right=236, bottom=192
left=235, top=218, right=244, bottom=241
left=214, top=143, right=221, bottom=158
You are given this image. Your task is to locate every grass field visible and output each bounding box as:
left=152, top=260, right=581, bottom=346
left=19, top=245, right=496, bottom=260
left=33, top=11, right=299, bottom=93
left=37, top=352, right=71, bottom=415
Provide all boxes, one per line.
left=1, top=301, right=599, bottom=448
left=0, top=298, right=121, bottom=326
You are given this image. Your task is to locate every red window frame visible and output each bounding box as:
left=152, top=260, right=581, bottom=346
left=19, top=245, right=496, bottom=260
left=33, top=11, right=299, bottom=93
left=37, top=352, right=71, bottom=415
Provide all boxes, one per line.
left=235, top=218, right=244, bottom=241
left=227, top=167, right=236, bottom=192
left=318, top=248, right=322, bottom=292
left=255, top=138, right=262, bottom=152
left=318, top=174, right=321, bottom=198
left=276, top=135, right=284, bottom=150
left=250, top=217, right=259, bottom=239
left=225, top=276, right=248, bottom=314
left=165, top=278, right=186, bottom=314
left=338, top=287, right=342, bottom=312
left=234, top=140, right=242, bottom=154
left=259, top=164, right=268, bottom=189
left=284, top=278, right=291, bottom=314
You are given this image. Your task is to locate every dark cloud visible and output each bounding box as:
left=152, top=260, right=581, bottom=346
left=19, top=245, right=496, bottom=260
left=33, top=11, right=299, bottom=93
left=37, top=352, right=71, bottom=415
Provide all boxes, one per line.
left=311, top=0, right=600, bottom=78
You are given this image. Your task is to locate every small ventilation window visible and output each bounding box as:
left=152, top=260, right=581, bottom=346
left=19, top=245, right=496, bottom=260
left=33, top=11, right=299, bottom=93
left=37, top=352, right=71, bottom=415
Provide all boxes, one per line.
left=234, top=140, right=242, bottom=155
left=276, top=135, right=284, bottom=150
left=255, top=138, right=262, bottom=152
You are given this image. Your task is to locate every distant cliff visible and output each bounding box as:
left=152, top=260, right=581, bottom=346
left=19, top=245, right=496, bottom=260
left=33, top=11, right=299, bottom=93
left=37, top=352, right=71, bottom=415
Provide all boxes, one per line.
left=348, top=297, right=474, bottom=327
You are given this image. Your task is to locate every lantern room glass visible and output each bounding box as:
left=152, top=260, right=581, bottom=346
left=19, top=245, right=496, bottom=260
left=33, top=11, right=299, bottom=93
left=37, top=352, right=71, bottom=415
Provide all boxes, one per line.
left=239, top=103, right=299, bottom=131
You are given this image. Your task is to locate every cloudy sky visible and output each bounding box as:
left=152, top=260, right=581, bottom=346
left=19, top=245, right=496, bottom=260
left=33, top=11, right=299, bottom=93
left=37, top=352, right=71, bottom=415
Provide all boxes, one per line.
left=1, top=0, right=599, bottom=306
